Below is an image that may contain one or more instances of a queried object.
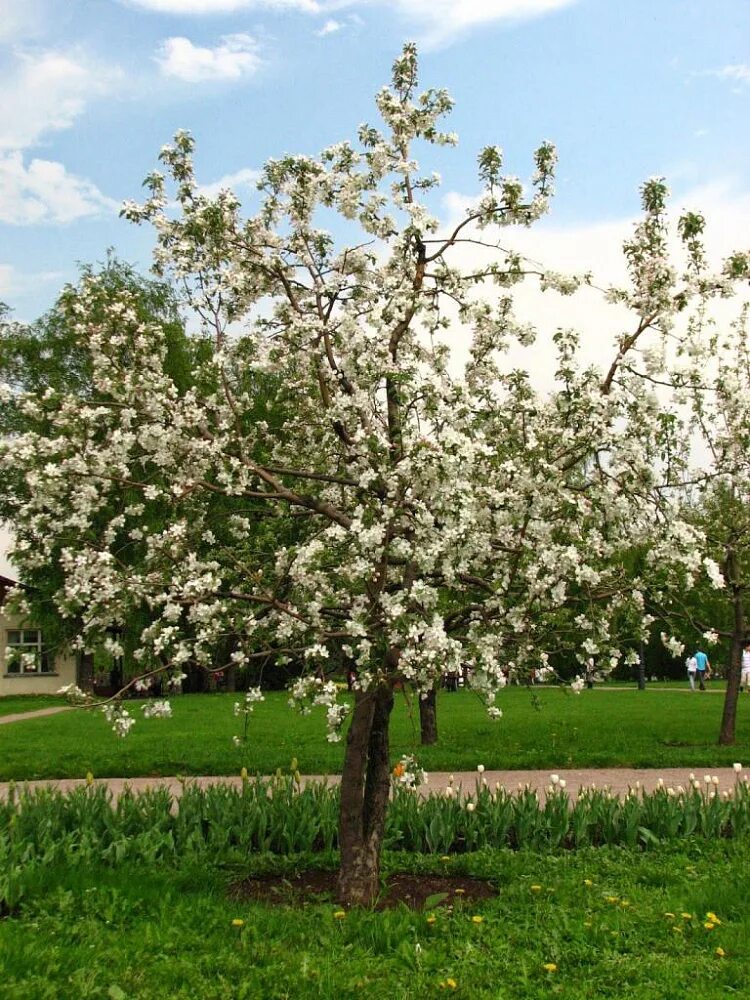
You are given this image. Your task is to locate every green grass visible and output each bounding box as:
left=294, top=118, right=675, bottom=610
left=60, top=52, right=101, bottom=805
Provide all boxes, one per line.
left=1, top=687, right=749, bottom=781
left=1, top=844, right=748, bottom=999
left=0, top=695, right=64, bottom=717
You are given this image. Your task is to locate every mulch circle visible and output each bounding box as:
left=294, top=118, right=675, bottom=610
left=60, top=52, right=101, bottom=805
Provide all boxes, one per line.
left=230, top=871, right=497, bottom=910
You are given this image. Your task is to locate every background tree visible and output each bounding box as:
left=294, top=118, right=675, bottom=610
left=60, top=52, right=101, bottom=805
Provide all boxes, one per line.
left=0, top=258, right=202, bottom=673
left=0, top=259, right=300, bottom=691
left=647, top=287, right=750, bottom=744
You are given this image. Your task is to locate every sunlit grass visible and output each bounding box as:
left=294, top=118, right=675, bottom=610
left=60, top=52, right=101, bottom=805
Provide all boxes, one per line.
left=1, top=687, right=749, bottom=781
left=1, top=844, right=748, bottom=999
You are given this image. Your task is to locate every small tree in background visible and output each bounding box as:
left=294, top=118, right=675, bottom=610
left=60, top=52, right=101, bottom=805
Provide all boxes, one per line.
left=647, top=286, right=750, bottom=744
left=0, top=258, right=299, bottom=690
left=1, top=47, right=744, bottom=904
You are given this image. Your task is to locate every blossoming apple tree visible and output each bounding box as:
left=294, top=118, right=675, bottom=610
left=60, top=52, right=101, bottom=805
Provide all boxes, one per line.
left=1, top=46, right=743, bottom=904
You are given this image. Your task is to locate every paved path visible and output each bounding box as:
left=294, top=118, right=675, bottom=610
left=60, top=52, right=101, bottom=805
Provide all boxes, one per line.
left=0, top=766, right=745, bottom=802
left=0, top=706, right=72, bottom=725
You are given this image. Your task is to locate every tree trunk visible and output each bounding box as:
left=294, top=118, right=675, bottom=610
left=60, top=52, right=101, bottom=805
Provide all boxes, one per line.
left=419, top=687, right=438, bottom=745
left=225, top=663, right=237, bottom=692
left=76, top=652, right=95, bottom=693
left=719, top=548, right=744, bottom=745
left=637, top=640, right=646, bottom=691
left=336, top=681, right=394, bottom=907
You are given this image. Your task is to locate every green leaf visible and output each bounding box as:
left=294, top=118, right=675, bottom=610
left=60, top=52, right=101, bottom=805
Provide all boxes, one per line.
left=423, top=891, right=449, bottom=911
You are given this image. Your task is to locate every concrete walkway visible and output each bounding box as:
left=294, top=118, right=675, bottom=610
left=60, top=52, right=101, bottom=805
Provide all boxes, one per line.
left=0, top=766, right=745, bottom=802
left=0, top=706, right=72, bottom=725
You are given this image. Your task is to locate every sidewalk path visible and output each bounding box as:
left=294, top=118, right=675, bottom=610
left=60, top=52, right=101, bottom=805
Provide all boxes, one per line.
left=0, top=706, right=72, bottom=725
left=0, top=767, right=745, bottom=802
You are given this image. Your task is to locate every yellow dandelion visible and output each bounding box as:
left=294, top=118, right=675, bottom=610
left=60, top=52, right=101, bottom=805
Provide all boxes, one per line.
left=471, top=915, right=484, bottom=924
left=605, top=896, right=619, bottom=904
left=530, top=884, right=543, bottom=892
left=715, top=947, right=726, bottom=958
left=583, top=920, right=592, bottom=928
left=672, top=926, right=683, bottom=933
left=706, top=912, right=721, bottom=925
left=583, top=879, right=593, bottom=886
left=333, top=910, right=347, bottom=920
left=704, top=922, right=715, bottom=931
left=440, top=855, right=451, bottom=862
left=454, top=888, right=465, bottom=895
left=426, top=915, right=437, bottom=925
left=446, top=979, right=457, bottom=989
left=542, top=963, right=557, bottom=973
left=664, top=912, right=676, bottom=919
left=680, top=912, right=692, bottom=920
left=231, top=918, right=245, bottom=928
left=620, top=900, right=631, bottom=908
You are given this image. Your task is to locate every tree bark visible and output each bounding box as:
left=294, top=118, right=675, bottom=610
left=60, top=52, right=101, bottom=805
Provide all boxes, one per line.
left=719, top=548, right=744, bottom=745
left=76, top=652, right=95, bottom=693
left=225, top=663, right=237, bottom=693
left=419, top=687, right=438, bottom=745
left=336, top=680, right=394, bottom=906
left=637, top=640, right=646, bottom=691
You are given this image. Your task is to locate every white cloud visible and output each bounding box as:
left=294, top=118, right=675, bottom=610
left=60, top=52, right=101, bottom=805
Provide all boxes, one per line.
left=0, top=0, right=47, bottom=42
left=128, top=0, right=577, bottom=46
left=381, top=0, right=579, bottom=47
left=156, top=33, right=261, bottom=81
left=127, top=0, right=321, bottom=12
left=316, top=18, right=343, bottom=35
left=0, top=264, right=64, bottom=300
left=704, top=64, right=750, bottom=85
left=0, top=152, right=118, bottom=225
left=0, top=50, right=119, bottom=151
left=440, top=180, right=750, bottom=391
left=196, top=166, right=260, bottom=198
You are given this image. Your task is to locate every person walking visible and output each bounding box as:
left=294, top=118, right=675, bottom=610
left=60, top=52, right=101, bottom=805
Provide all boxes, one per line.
left=686, top=654, right=698, bottom=691
left=741, top=642, right=750, bottom=693
left=693, top=647, right=711, bottom=691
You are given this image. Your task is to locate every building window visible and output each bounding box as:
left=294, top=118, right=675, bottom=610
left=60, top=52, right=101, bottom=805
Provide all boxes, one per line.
left=5, top=630, right=51, bottom=674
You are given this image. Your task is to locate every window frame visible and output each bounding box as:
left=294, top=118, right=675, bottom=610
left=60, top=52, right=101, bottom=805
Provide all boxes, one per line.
left=4, top=629, right=52, bottom=675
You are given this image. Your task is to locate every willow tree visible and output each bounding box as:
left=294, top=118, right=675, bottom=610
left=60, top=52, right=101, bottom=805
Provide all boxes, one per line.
left=0, top=47, right=734, bottom=905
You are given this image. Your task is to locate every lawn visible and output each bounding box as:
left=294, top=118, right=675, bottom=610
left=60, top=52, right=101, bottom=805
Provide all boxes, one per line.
left=1, top=843, right=747, bottom=999
left=0, top=695, right=64, bottom=717
left=1, top=687, right=748, bottom=781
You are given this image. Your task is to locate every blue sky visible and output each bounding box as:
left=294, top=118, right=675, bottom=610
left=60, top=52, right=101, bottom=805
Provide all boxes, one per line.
left=1, top=0, right=749, bottom=321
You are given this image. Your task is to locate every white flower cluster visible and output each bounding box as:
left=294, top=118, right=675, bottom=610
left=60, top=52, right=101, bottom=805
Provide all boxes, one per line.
left=288, top=677, right=349, bottom=742
left=101, top=703, right=135, bottom=738
left=233, top=687, right=265, bottom=717
left=142, top=699, right=172, bottom=719
left=703, top=559, right=725, bottom=590
left=660, top=633, right=685, bottom=659
left=57, top=684, right=91, bottom=705
left=392, top=753, right=427, bottom=790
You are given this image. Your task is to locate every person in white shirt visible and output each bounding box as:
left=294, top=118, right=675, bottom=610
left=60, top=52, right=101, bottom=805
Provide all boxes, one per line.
left=741, top=643, right=750, bottom=692
left=686, top=655, right=698, bottom=691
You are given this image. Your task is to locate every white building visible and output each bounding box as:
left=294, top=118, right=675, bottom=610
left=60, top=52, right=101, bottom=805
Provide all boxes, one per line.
left=0, top=574, right=77, bottom=697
